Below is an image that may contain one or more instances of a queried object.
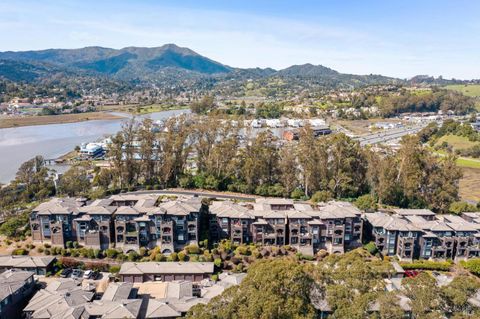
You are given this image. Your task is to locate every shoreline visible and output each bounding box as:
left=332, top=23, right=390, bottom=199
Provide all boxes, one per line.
left=0, top=112, right=124, bottom=129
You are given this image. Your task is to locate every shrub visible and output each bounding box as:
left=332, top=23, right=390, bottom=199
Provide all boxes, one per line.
left=178, top=251, right=187, bottom=262
left=169, top=252, right=178, bottom=262
left=355, top=194, right=378, bottom=211
left=290, top=188, right=304, bottom=199
left=128, top=251, right=139, bottom=261
left=72, top=241, right=80, bottom=249
left=364, top=242, right=378, bottom=255
left=185, top=244, right=201, bottom=255
left=66, top=241, right=73, bottom=249
left=105, top=248, right=119, bottom=259
left=190, top=255, right=199, bottom=262
left=214, top=258, right=222, bottom=268
left=44, top=249, right=51, bottom=255
left=311, top=190, right=333, bottom=203
left=211, top=274, right=219, bottom=281
left=235, top=245, right=250, bottom=256
left=37, top=247, right=44, bottom=253
left=109, top=265, right=121, bottom=273
left=460, top=258, right=480, bottom=276
left=11, top=248, right=28, bottom=255
left=138, top=247, right=147, bottom=257
left=44, top=243, right=51, bottom=248
left=155, top=254, right=166, bottom=262
left=400, top=260, right=452, bottom=271
left=449, top=201, right=478, bottom=215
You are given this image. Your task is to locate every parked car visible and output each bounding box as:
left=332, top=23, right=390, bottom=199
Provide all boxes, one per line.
left=83, top=270, right=93, bottom=279
left=71, top=269, right=84, bottom=279
left=60, top=268, right=72, bottom=278
left=91, top=271, right=101, bottom=280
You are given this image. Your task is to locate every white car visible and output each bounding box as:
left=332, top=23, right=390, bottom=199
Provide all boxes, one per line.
left=83, top=270, right=93, bottom=279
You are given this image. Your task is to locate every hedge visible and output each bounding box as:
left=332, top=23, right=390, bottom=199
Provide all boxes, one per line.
left=400, top=260, right=452, bottom=271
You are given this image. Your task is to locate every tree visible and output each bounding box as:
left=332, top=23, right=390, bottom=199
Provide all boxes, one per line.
left=191, top=95, right=215, bottom=114
left=355, top=194, right=377, bottom=211
left=58, top=164, right=91, bottom=196
left=187, top=259, right=316, bottom=319
left=402, top=272, right=443, bottom=318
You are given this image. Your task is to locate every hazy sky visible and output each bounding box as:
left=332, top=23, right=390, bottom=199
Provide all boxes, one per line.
left=0, top=0, right=479, bottom=79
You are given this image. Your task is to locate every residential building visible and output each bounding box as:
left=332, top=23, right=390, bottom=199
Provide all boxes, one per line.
left=0, top=255, right=56, bottom=275
left=0, top=270, right=36, bottom=319
left=118, top=262, right=214, bottom=283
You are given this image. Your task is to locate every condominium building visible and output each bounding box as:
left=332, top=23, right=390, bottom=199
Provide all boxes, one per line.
left=30, top=194, right=203, bottom=254
left=364, top=209, right=480, bottom=261
left=209, top=199, right=363, bottom=255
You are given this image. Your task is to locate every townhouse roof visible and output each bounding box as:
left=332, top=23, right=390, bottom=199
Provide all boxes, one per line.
left=404, top=216, right=453, bottom=232
left=101, top=282, right=134, bottom=301
left=365, top=212, right=421, bottom=232
left=317, top=201, right=361, bottom=219
left=89, top=198, right=114, bottom=206
left=119, top=262, right=214, bottom=275
left=109, top=194, right=159, bottom=203
left=79, top=205, right=116, bottom=215
left=287, top=210, right=314, bottom=219
left=446, top=222, right=479, bottom=232
left=393, top=208, right=435, bottom=217
left=144, top=299, right=182, bottom=318
left=114, top=206, right=141, bottom=215
left=24, top=279, right=95, bottom=319
left=33, top=197, right=84, bottom=216
left=83, top=299, right=142, bottom=319
left=209, top=201, right=255, bottom=219
left=0, top=255, right=56, bottom=268
left=0, top=270, right=34, bottom=301
left=255, top=198, right=294, bottom=205
left=156, top=200, right=201, bottom=216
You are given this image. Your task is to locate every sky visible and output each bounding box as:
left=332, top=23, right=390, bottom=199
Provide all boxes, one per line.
left=0, top=0, right=479, bottom=79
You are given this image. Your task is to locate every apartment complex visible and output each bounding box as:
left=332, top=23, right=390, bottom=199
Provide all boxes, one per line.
left=364, top=209, right=480, bottom=261
left=30, top=193, right=480, bottom=261
left=209, top=198, right=363, bottom=255
left=30, top=194, right=204, bottom=253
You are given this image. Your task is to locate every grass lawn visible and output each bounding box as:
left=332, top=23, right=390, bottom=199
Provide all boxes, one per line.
left=444, top=84, right=480, bottom=97
left=435, top=134, right=479, bottom=150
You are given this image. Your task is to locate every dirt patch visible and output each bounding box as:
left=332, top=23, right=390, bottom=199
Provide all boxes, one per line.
left=0, top=112, right=122, bottom=129
left=459, top=167, right=480, bottom=202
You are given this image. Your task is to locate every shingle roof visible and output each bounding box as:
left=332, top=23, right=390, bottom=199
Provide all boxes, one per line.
left=119, top=262, right=214, bottom=275
left=0, top=270, right=34, bottom=301
left=393, top=208, right=435, bottom=217
left=0, top=255, right=56, bottom=268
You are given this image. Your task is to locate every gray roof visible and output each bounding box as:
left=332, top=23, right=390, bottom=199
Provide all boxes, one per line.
left=365, top=212, right=421, bottom=232
left=33, top=197, right=84, bottom=216
left=119, top=262, right=214, bottom=275
left=209, top=201, right=255, bottom=219
left=101, top=282, right=134, bottom=301
left=0, top=255, right=56, bottom=268
left=0, top=270, right=34, bottom=301
left=393, top=208, right=435, bottom=217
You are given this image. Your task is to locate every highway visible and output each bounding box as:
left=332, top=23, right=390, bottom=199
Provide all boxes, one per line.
left=354, top=125, right=426, bottom=146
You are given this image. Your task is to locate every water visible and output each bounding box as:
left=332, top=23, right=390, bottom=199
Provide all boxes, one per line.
left=0, top=109, right=190, bottom=184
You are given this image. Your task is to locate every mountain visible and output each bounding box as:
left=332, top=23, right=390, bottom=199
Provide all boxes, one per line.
left=0, top=44, right=232, bottom=81
left=0, top=44, right=411, bottom=92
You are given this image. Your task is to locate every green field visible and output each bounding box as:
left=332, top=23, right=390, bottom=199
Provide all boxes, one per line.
left=444, top=84, right=480, bottom=97
left=435, top=134, right=480, bottom=150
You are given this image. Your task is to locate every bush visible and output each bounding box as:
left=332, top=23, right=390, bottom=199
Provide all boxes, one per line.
left=169, top=252, right=178, bottom=262
left=37, top=247, right=44, bottom=253
left=72, top=241, right=80, bottom=249
left=364, top=242, right=378, bottom=255
left=11, top=248, right=28, bottom=255
left=211, top=274, right=219, bottom=281
left=105, top=248, right=119, bottom=259
left=155, top=254, right=166, bottom=262
left=128, top=251, right=139, bottom=262
left=185, top=244, right=200, bottom=255
left=109, top=265, right=121, bottom=273
left=290, top=188, right=304, bottom=199
left=460, top=258, right=480, bottom=276
left=311, top=190, right=333, bottom=203
left=66, top=241, right=73, bottom=249
left=44, top=249, right=51, bottom=255
left=178, top=251, right=187, bottom=261
left=214, top=258, right=222, bottom=268
left=400, top=260, right=452, bottom=271
left=355, top=194, right=378, bottom=211
left=449, top=201, right=478, bottom=215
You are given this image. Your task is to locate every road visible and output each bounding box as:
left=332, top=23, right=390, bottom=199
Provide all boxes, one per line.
left=127, top=189, right=258, bottom=201
left=354, top=125, right=426, bottom=146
